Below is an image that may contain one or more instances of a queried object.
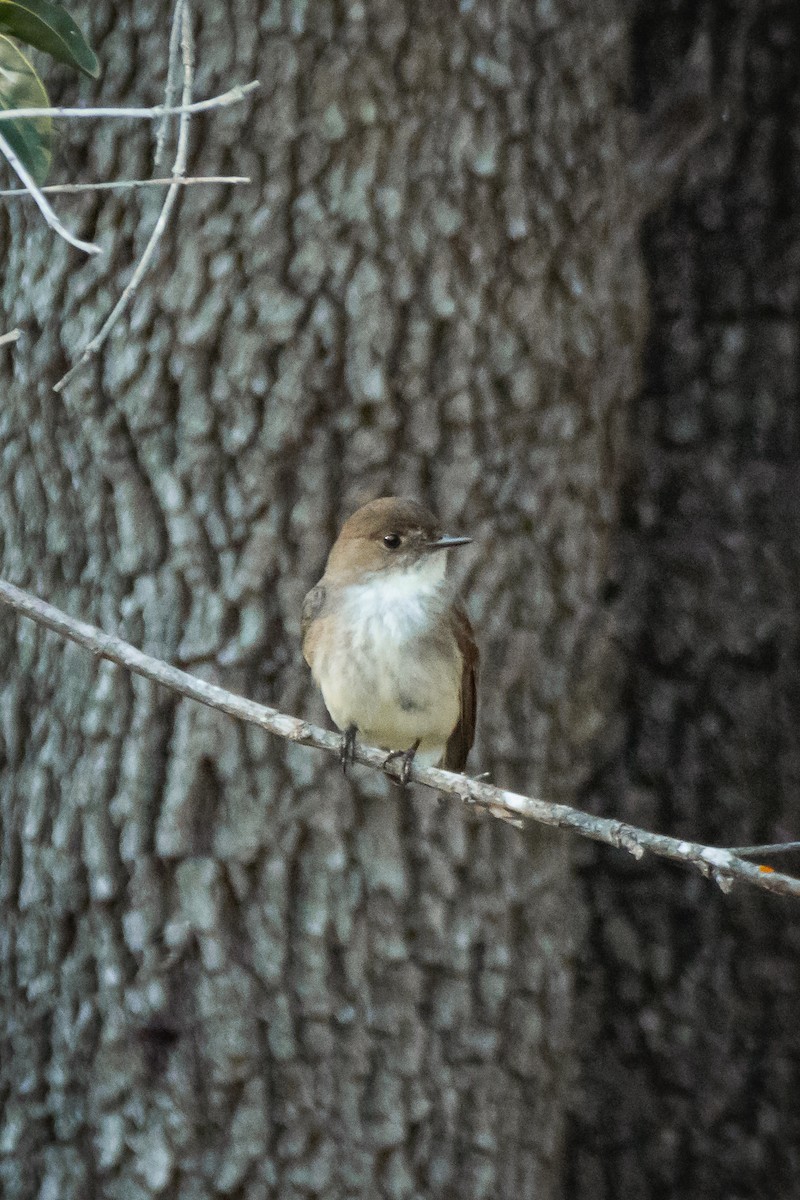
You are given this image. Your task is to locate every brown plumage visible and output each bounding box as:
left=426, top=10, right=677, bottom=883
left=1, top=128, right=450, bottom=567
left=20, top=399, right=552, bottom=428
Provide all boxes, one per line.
left=443, top=604, right=478, bottom=771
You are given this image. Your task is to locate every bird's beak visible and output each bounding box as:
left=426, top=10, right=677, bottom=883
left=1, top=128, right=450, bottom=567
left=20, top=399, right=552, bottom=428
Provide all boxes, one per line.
left=426, top=535, right=472, bottom=551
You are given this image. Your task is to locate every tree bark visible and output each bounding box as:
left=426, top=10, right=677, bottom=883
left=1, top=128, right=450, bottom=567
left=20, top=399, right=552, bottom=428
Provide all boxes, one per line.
left=569, top=3, right=800, bottom=1197
left=0, top=0, right=646, bottom=1196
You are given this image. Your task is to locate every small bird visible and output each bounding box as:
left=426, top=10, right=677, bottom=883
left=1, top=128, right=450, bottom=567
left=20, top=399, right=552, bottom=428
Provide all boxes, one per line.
left=302, top=497, right=478, bottom=783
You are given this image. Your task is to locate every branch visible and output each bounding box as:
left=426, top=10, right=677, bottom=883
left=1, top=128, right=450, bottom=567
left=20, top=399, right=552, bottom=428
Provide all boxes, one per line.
left=731, top=842, right=800, bottom=858
left=0, top=328, right=21, bottom=347
left=0, top=81, right=260, bottom=124
left=0, top=575, right=797, bottom=900
left=0, top=128, right=101, bottom=255
left=0, top=175, right=249, bottom=198
left=154, top=0, right=187, bottom=167
left=54, top=0, right=196, bottom=393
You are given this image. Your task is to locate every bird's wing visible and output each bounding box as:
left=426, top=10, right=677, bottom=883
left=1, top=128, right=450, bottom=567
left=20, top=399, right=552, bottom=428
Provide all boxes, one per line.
left=300, top=583, right=327, bottom=666
left=443, top=603, right=478, bottom=772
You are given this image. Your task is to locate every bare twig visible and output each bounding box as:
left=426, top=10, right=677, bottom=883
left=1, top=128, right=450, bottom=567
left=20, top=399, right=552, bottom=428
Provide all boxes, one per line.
left=0, top=328, right=21, bottom=347
left=0, top=574, right=797, bottom=900
left=0, top=129, right=101, bottom=255
left=54, top=1, right=197, bottom=393
left=0, top=81, right=259, bottom=124
left=731, top=842, right=800, bottom=858
left=0, top=175, right=249, bottom=198
left=154, top=0, right=186, bottom=167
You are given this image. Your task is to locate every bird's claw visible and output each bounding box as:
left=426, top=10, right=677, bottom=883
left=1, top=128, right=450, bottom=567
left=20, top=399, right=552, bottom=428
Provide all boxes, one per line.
left=383, top=739, right=421, bottom=788
left=340, top=725, right=357, bottom=774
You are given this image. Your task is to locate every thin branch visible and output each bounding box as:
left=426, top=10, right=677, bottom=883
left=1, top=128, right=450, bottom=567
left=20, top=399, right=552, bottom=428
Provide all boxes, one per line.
left=0, top=574, right=797, bottom=900
left=0, top=128, right=101, bottom=255
left=154, top=0, right=186, bottom=167
left=0, top=80, right=260, bottom=124
left=0, top=175, right=249, bottom=198
left=731, top=842, right=800, bottom=858
left=0, top=328, right=21, bottom=346
left=54, top=1, right=196, bottom=393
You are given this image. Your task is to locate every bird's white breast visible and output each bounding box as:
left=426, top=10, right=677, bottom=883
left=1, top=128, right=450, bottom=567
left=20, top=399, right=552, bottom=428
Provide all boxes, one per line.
left=312, top=556, right=461, bottom=762
left=343, top=553, right=448, bottom=635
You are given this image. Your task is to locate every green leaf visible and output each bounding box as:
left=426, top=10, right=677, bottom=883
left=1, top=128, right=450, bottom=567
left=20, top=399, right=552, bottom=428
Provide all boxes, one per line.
left=0, top=34, right=52, bottom=183
left=0, top=0, right=99, bottom=78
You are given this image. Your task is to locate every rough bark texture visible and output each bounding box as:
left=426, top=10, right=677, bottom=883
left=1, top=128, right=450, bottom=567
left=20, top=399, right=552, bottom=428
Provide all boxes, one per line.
left=569, top=2, right=800, bottom=1197
left=0, top=1, right=646, bottom=1197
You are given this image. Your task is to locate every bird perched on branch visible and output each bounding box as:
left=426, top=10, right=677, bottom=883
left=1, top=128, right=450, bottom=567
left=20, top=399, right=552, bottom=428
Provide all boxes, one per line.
left=302, top=497, right=478, bottom=784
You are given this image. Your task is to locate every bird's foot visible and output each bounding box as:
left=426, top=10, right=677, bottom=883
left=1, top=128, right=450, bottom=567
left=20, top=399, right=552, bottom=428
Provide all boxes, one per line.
left=383, top=739, right=421, bottom=788
left=340, top=725, right=358, bottom=774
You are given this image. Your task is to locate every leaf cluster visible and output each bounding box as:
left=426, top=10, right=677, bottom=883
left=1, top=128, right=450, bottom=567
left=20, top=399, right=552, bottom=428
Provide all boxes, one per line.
left=0, top=0, right=98, bottom=183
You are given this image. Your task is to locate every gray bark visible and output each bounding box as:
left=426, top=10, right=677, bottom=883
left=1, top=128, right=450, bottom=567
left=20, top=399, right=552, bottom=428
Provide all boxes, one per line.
left=0, top=0, right=646, bottom=1197
left=569, top=3, right=800, bottom=1197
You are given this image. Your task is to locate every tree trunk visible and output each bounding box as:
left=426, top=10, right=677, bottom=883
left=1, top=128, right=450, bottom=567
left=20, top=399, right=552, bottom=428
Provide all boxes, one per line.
left=0, top=0, right=646, bottom=1196
left=569, top=3, right=800, bottom=1197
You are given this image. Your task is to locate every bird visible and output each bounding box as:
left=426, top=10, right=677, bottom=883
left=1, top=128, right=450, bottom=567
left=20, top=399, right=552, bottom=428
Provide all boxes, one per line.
left=302, top=497, right=478, bottom=784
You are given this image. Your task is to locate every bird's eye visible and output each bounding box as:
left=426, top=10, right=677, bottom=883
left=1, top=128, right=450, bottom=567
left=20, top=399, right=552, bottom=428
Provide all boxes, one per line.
left=383, top=532, right=402, bottom=550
